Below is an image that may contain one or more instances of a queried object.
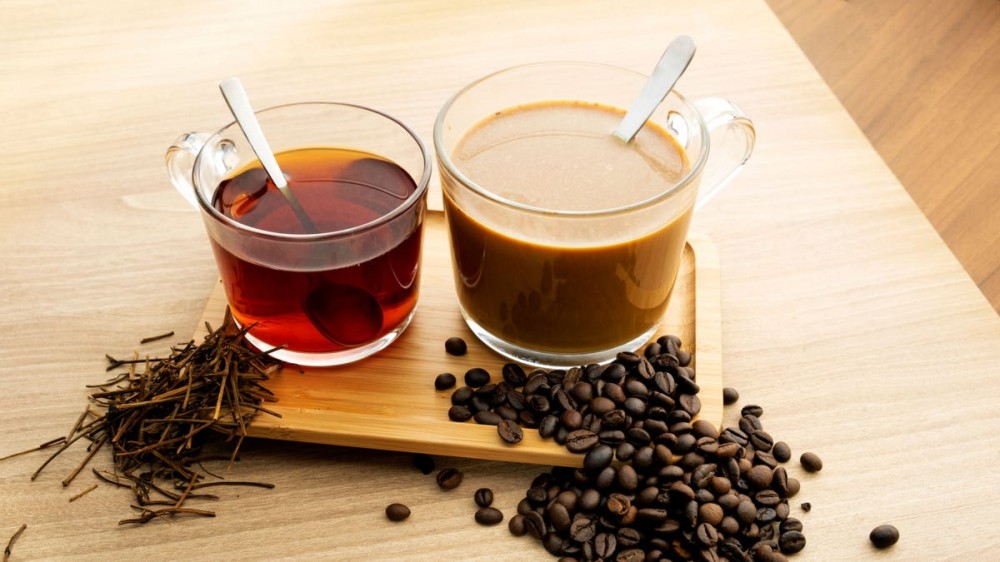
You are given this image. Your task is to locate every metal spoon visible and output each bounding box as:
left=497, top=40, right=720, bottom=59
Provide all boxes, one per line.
left=219, top=77, right=319, bottom=233
left=613, top=35, right=697, bottom=143
left=219, top=79, right=383, bottom=348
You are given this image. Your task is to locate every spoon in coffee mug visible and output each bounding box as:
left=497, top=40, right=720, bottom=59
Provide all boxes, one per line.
left=218, top=79, right=383, bottom=348
left=219, top=78, right=319, bottom=233
left=613, top=35, right=697, bottom=143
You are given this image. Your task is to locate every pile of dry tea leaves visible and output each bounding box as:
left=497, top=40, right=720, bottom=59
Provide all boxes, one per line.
left=3, top=310, right=282, bottom=525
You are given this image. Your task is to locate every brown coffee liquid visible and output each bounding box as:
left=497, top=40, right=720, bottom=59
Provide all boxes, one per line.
left=444, top=101, right=692, bottom=353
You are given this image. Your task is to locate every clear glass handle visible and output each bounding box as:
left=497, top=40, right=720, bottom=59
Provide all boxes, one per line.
left=692, top=97, right=756, bottom=211
left=165, top=131, right=210, bottom=209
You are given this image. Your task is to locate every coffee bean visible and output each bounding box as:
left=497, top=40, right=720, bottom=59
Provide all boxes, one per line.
left=565, top=429, right=599, bottom=453
left=699, top=502, right=724, bottom=526
left=537, top=415, right=559, bottom=438
left=591, top=396, right=616, bottom=415
left=746, top=465, right=774, bottom=489
left=412, top=453, right=435, bottom=475
left=615, top=464, right=639, bottom=493
left=750, top=430, right=774, bottom=452
left=447, top=405, right=473, bottom=422
left=569, top=516, right=597, bottom=542
left=598, top=429, right=626, bottom=447
left=615, top=548, right=645, bottom=562
left=435, top=467, right=462, bottom=490
left=584, top=444, right=613, bottom=471
left=497, top=419, right=524, bottom=443
left=385, top=503, right=410, bottom=521
left=594, top=532, right=617, bottom=558
left=434, top=372, right=457, bottom=390
left=450, top=386, right=473, bottom=405
left=755, top=489, right=782, bottom=507
left=772, top=441, right=791, bottom=463
left=800, top=452, right=823, bottom=472
left=740, top=404, right=763, bottom=418
left=736, top=500, right=757, bottom=525
left=547, top=502, right=572, bottom=532
left=780, top=518, right=803, bottom=534
left=778, top=530, right=806, bottom=554
left=722, top=387, right=739, bottom=405
left=474, top=487, right=494, bottom=507
left=800, top=502, right=811, bottom=512
left=500, top=362, right=527, bottom=386
left=524, top=510, right=546, bottom=539
left=739, top=415, right=762, bottom=435
left=696, top=522, right=720, bottom=547
left=473, top=410, right=502, bottom=426
left=869, top=524, right=899, bottom=548
left=464, top=367, right=491, bottom=387
left=475, top=506, right=504, bottom=526
left=679, top=393, right=701, bottom=416
left=508, top=513, right=526, bottom=536
left=560, top=409, right=583, bottom=430
left=528, top=394, right=552, bottom=415
left=444, top=336, right=467, bottom=356
left=786, top=478, right=801, bottom=498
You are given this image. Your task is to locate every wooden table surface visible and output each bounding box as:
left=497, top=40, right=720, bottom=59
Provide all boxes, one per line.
left=1, top=1, right=998, bottom=560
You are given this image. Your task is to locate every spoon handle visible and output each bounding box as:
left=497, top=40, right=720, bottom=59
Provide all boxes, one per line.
left=613, top=35, right=697, bottom=143
left=219, top=78, right=318, bottom=233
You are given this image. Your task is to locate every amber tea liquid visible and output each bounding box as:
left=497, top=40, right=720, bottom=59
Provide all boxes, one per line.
left=211, top=147, right=422, bottom=353
left=443, top=101, right=693, bottom=354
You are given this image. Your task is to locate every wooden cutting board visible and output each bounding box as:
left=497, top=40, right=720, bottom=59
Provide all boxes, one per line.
left=194, top=211, right=722, bottom=467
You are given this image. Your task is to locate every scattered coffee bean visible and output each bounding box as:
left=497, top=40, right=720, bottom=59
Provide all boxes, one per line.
left=723, top=386, right=739, bottom=405
left=779, top=530, right=806, bottom=554
left=869, top=524, right=899, bottom=549
left=435, top=468, right=463, bottom=490
left=464, top=367, right=491, bottom=388
left=741, top=404, right=764, bottom=418
left=444, top=336, right=467, bottom=356
left=800, top=502, right=812, bottom=512
left=473, top=410, right=502, bottom=426
left=412, top=453, right=435, bottom=475
left=385, top=503, right=411, bottom=521
left=772, top=441, right=791, bottom=463
left=800, top=452, right=823, bottom=472
left=497, top=419, right=524, bottom=443
left=448, top=405, right=473, bottom=422
left=474, top=506, right=504, bottom=525
left=473, top=487, right=494, bottom=508
left=508, top=514, right=526, bottom=536
left=434, top=372, right=457, bottom=390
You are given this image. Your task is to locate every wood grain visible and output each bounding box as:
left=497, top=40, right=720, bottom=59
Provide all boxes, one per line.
left=194, top=214, right=723, bottom=466
left=768, top=0, right=1000, bottom=311
left=1, top=1, right=999, bottom=560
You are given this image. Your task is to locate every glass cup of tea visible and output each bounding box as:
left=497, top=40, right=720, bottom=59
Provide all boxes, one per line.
left=167, top=102, right=431, bottom=366
left=434, top=62, right=754, bottom=367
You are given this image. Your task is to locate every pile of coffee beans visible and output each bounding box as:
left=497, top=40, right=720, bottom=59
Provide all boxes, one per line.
left=445, top=335, right=814, bottom=560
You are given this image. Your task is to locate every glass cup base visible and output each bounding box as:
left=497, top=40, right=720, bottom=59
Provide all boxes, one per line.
left=460, top=310, right=658, bottom=369
left=239, top=308, right=417, bottom=367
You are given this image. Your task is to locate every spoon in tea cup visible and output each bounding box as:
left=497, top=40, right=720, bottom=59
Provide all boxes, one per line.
left=219, top=78, right=319, bottom=233
left=613, top=35, right=697, bottom=143
left=219, top=79, right=383, bottom=348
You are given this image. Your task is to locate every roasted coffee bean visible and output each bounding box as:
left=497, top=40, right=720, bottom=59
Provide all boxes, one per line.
left=560, top=409, right=583, bottom=430
left=412, top=453, right=435, bottom=475
left=600, top=363, right=627, bottom=383
left=679, top=393, right=701, bottom=416
left=746, top=465, right=774, bottom=489
left=599, top=429, right=626, bottom=447
left=736, top=500, right=757, bottom=525
left=696, top=522, right=720, bottom=547
left=475, top=506, right=504, bottom=526
left=569, top=381, right=595, bottom=403
left=385, top=503, right=411, bottom=521
left=569, top=516, right=597, bottom=542
left=524, top=510, right=546, bottom=539
left=719, top=516, right=741, bottom=537
left=786, top=477, right=801, bottom=498
left=710, top=476, right=733, bottom=496
left=750, top=430, right=774, bottom=452
left=602, top=384, right=627, bottom=405
left=720, top=427, right=750, bottom=447
left=584, top=444, right=614, bottom=471
left=699, top=502, right=724, bottom=526
left=508, top=513, right=526, bottom=536
left=674, top=370, right=699, bottom=394
left=615, top=547, right=644, bottom=562
left=636, top=357, right=655, bottom=380
left=740, top=404, right=764, bottom=418
left=800, top=452, right=823, bottom=472
left=616, top=442, right=636, bottom=462
left=780, top=518, right=803, bottom=534
left=778, top=530, right=806, bottom=554
left=546, top=502, right=572, bottom=532
left=497, top=419, right=524, bottom=443
left=448, top=405, right=473, bottom=422
left=692, top=419, right=720, bottom=439
left=869, top=524, right=899, bottom=548
left=722, top=387, right=740, bottom=405
left=617, top=527, right=642, bottom=548
left=676, top=349, right=691, bottom=366
left=605, top=492, right=631, bottom=517
left=625, top=427, right=651, bottom=446
left=435, top=468, right=463, bottom=490
left=772, top=441, right=791, bottom=463
left=516, top=497, right=533, bottom=516
left=495, top=404, right=519, bottom=422
left=623, top=379, right=648, bottom=397
left=554, top=388, right=577, bottom=412
left=506, top=389, right=526, bottom=410
left=594, top=532, right=617, bottom=558
left=755, top=489, right=782, bottom=507
left=473, top=487, right=494, bottom=507
left=565, top=429, right=600, bottom=453
left=799, top=501, right=811, bottom=512
left=444, top=336, right=467, bottom=356
left=576, top=488, right=601, bottom=513
left=468, top=396, right=489, bottom=413
left=615, top=464, right=639, bottom=493
left=738, top=415, right=761, bottom=436
left=602, top=409, right=628, bottom=428
left=528, top=394, right=552, bottom=415
left=717, top=492, right=740, bottom=511
left=526, top=485, right=549, bottom=505
left=473, top=410, right=502, bottom=426
left=756, top=507, right=777, bottom=524
left=523, top=373, right=549, bottom=395
left=772, top=467, right=789, bottom=496
left=434, top=372, right=457, bottom=390
left=539, top=415, right=560, bottom=438
left=464, top=367, right=491, bottom=387
left=451, top=386, right=473, bottom=405
left=501, top=362, right=527, bottom=386
left=595, top=466, right=617, bottom=490
left=621, top=397, right=646, bottom=418
left=775, top=501, right=790, bottom=521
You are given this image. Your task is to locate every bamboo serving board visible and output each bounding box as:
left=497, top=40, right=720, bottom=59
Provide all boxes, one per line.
left=194, top=211, right=722, bottom=467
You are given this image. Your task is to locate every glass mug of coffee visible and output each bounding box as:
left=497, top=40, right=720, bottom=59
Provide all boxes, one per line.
left=167, top=103, right=431, bottom=366
left=435, top=62, right=754, bottom=367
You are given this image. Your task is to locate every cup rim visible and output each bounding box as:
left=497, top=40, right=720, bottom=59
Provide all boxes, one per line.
left=433, top=61, right=710, bottom=218
left=193, top=101, right=432, bottom=241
